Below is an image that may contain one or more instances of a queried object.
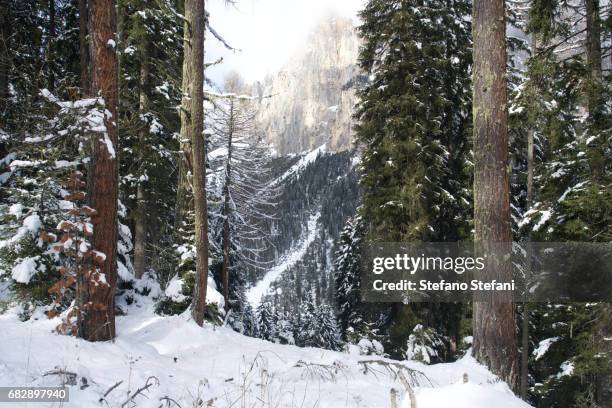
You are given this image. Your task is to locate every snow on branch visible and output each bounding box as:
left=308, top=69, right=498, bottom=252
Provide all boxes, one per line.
left=205, top=11, right=240, bottom=52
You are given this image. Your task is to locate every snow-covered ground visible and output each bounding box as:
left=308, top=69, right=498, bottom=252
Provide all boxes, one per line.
left=0, top=294, right=531, bottom=408
left=247, top=211, right=321, bottom=306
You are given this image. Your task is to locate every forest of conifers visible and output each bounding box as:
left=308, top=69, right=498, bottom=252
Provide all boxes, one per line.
left=0, top=1, right=610, bottom=407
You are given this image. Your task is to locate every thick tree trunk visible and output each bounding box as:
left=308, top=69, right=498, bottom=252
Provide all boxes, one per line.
left=79, top=0, right=90, bottom=95
left=181, top=0, right=208, bottom=326
left=472, top=0, right=518, bottom=390
left=585, top=0, right=602, bottom=120
left=133, top=14, right=150, bottom=280
left=78, top=0, right=119, bottom=342
left=221, top=100, right=234, bottom=311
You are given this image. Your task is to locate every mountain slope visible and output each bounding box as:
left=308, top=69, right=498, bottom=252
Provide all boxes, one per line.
left=248, top=147, right=360, bottom=313
left=247, top=211, right=321, bottom=305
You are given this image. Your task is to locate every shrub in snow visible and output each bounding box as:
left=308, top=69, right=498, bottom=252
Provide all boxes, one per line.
left=356, top=337, right=385, bottom=356
left=405, top=324, right=449, bottom=364
left=155, top=273, right=194, bottom=315
left=0, top=207, right=56, bottom=313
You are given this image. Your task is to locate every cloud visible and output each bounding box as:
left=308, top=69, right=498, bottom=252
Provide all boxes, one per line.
left=206, top=0, right=364, bottom=86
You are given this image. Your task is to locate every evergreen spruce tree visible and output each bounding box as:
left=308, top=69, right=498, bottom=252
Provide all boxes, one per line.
left=354, top=0, right=472, bottom=357
left=516, top=1, right=612, bottom=405
left=312, top=304, right=341, bottom=351
left=256, top=301, right=276, bottom=342
left=334, top=214, right=369, bottom=342
left=117, top=0, right=183, bottom=285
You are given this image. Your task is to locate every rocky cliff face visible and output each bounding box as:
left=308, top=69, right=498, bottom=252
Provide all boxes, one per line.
left=254, top=16, right=360, bottom=155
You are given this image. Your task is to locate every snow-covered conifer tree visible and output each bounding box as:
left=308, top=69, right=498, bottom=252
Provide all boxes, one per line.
left=256, top=301, right=276, bottom=342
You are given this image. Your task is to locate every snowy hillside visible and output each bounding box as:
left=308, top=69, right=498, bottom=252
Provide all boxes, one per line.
left=247, top=211, right=321, bottom=306
left=0, top=292, right=531, bottom=408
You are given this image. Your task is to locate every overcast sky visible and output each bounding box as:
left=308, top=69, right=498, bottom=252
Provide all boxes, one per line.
left=205, top=0, right=364, bottom=87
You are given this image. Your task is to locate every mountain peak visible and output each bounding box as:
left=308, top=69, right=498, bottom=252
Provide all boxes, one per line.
left=254, top=15, right=360, bottom=155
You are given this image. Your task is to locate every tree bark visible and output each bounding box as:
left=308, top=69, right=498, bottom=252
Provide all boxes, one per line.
left=221, top=99, right=234, bottom=311
left=472, top=0, right=518, bottom=390
left=181, top=0, right=208, bottom=326
left=78, top=0, right=119, bottom=342
left=174, top=156, right=192, bottom=230
left=47, top=0, right=56, bottom=92
left=133, top=9, right=150, bottom=280
left=0, top=2, right=10, bottom=116
left=585, top=0, right=602, bottom=120
left=79, top=0, right=90, bottom=95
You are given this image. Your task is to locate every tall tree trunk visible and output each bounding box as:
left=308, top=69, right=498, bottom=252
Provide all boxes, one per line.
left=134, top=22, right=150, bottom=279
left=79, top=0, right=90, bottom=95
left=585, top=0, right=602, bottom=120
left=520, top=33, right=538, bottom=401
left=47, top=0, right=56, bottom=92
left=221, top=100, right=234, bottom=311
left=173, top=1, right=191, bottom=239
left=472, top=0, right=518, bottom=390
left=0, top=2, right=9, bottom=116
left=181, top=0, right=208, bottom=326
left=174, top=156, right=192, bottom=232
left=78, top=0, right=119, bottom=341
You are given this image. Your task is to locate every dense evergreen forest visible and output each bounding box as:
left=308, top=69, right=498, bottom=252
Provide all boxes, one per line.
left=0, top=0, right=610, bottom=407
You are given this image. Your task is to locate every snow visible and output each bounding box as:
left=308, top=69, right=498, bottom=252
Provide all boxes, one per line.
left=558, top=181, right=588, bottom=203
left=273, top=144, right=327, bottom=185
left=0, top=213, right=42, bottom=250
left=206, top=277, right=225, bottom=308
left=101, top=134, right=116, bottom=159
left=556, top=360, right=574, bottom=379
left=533, top=337, right=559, bottom=361
left=117, top=261, right=134, bottom=282
left=164, top=275, right=187, bottom=302
left=149, top=118, right=163, bottom=135
left=8, top=203, right=24, bottom=217
left=247, top=211, right=321, bottom=305
left=0, top=297, right=532, bottom=408
left=209, top=146, right=228, bottom=160
left=532, top=210, right=552, bottom=232
left=124, top=45, right=136, bottom=55
left=55, top=160, right=79, bottom=168
left=585, top=135, right=598, bottom=145
left=411, top=379, right=529, bottom=408
left=520, top=207, right=552, bottom=232
left=9, top=159, right=44, bottom=169
left=11, top=257, right=39, bottom=284
left=23, top=214, right=41, bottom=233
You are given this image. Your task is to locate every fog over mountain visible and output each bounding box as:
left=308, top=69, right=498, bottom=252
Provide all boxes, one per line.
left=253, top=16, right=361, bottom=154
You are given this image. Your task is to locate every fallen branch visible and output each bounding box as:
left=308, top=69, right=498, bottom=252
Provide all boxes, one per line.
left=358, top=359, right=433, bottom=388
left=293, top=360, right=347, bottom=383
left=43, top=368, right=77, bottom=386
left=397, top=370, right=417, bottom=408
left=99, top=380, right=123, bottom=403
left=159, top=395, right=182, bottom=408
left=121, top=376, right=160, bottom=408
